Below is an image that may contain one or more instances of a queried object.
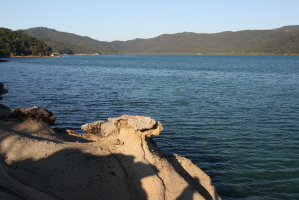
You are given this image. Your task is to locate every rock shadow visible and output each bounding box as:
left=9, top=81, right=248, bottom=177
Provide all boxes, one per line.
left=0, top=120, right=94, bottom=144
left=146, top=137, right=215, bottom=200
left=2, top=148, right=158, bottom=200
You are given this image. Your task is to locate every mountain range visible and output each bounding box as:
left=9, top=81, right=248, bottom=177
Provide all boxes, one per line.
left=23, top=25, right=299, bottom=55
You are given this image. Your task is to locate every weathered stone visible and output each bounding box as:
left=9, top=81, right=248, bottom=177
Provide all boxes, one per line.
left=81, top=115, right=163, bottom=137
left=0, top=113, right=221, bottom=200
left=10, top=106, right=57, bottom=125
left=100, top=121, right=118, bottom=136
left=81, top=120, right=104, bottom=135
left=127, top=116, right=157, bottom=131
left=108, top=114, right=158, bottom=131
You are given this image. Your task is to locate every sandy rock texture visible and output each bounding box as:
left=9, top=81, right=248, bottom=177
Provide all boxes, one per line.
left=0, top=108, right=221, bottom=200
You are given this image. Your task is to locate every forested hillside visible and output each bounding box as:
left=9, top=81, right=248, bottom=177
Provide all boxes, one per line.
left=35, top=37, right=100, bottom=55
left=21, top=25, right=299, bottom=55
left=105, top=26, right=299, bottom=54
left=247, top=31, right=299, bottom=54
left=0, top=28, right=52, bottom=57
left=23, top=27, right=119, bottom=54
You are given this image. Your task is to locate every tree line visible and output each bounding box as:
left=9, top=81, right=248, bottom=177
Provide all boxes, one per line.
left=36, top=36, right=101, bottom=55
left=0, top=28, right=52, bottom=57
left=23, top=27, right=118, bottom=53
left=2, top=26, right=299, bottom=56
left=106, top=29, right=299, bottom=55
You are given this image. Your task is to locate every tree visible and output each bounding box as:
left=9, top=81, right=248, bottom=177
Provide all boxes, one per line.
left=0, top=28, right=52, bottom=57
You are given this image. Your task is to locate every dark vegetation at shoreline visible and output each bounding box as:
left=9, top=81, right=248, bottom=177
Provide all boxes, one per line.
left=35, top=36, right=101, bottom=55
left=23, top=27, right=119, bottom=54
left=1, top=25, right=299, bottom=56
left=0, top=28, right=52, bottom=57
left=23, top=25, right=299, bottom=55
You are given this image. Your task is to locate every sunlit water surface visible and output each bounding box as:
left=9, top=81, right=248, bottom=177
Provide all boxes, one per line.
left=1, top=55, right=299, bottom=199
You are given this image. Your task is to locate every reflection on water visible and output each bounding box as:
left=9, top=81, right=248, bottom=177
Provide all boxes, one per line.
left=1, top=55, right=299, bottom=199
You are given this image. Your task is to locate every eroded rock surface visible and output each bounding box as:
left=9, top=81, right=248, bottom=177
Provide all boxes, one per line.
left=0, top=112, right=221, bottom=200
left=81, top=115, right=163, bottom=137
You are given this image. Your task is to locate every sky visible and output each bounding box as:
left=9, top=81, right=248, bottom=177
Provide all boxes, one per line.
left=1, top=0, right=299, bottom=42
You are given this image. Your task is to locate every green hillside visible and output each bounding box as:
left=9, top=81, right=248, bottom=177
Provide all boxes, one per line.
left=23, top=27, right=120, bottom=54
left=105, top=26, right=299, bottom=54
left=34, top=36, right=100, bottom=55
left=246, top=31, right=299, bottom=54
left=0, top=28, right=52, bottom=57
left=21, top=25, right=299, bottom=55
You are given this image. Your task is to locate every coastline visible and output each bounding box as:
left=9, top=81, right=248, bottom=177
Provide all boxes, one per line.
left=3, top=53, right=299, bottom=57
left=8, top=55, right=60, bottom=58
left=0, top=101, right=221, bottom=199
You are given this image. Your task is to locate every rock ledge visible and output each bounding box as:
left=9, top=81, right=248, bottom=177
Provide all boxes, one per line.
left=0, top=106, right=221, bottom=200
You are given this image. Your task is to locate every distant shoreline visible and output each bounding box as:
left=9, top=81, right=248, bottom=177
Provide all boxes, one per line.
left=9, top=55, right=60, bottom=58
left=3, top=53, right=299, bottom=58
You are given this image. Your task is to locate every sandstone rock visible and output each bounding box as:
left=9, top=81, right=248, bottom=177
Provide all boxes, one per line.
left=109, top=114, right=159, bottom=131
left=81, top=120, right=104, bottom=135
left=10, top=106, right=57, bottom=125
left=0, top=114, right=221, bottom=200
left=100, top=121, right=118, bottom=136
left=81, top=115, right=163, bottom=137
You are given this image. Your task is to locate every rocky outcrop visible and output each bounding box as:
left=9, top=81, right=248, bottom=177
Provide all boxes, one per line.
left=0, top=82, right=8, bottom=101
left=0, top=111, right=221, bottom=200
left=81, top=115, right=163, bottom=137
left=0, top=104, right=10, bottom=119
left=0, top=83, right=10, bottom=119
left=81, top=115, right=219, bottom=200
left=10, top=106, right=57, bottom=125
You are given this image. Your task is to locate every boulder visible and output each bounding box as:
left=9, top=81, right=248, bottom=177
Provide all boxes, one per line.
left=10, top=106, right=57, bottom=125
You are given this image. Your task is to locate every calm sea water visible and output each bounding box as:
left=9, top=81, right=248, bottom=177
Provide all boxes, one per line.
left=1, top=55, right=299, bottom=199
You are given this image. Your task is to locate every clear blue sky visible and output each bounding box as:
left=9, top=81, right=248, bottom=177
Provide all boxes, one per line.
left=1, top=0, right=298, bottom=42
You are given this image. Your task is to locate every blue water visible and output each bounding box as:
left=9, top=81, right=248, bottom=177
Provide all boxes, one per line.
left=1, top=55, right=299, bottom=199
